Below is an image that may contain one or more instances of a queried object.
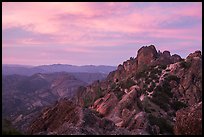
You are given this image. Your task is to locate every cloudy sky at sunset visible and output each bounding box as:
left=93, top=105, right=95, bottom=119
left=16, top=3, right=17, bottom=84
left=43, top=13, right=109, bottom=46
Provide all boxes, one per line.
left=2, top=2, right=202, bottom=66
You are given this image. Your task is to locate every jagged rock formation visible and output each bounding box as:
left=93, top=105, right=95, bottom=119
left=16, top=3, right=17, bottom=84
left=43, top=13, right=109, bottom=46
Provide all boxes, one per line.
left=27, top=99, right=137, bottom=135
left=28, top=45, right=202, bottom=135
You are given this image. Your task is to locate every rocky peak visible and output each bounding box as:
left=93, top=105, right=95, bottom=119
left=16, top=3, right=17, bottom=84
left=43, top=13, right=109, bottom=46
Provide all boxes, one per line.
left=170, top=54, right=182, bottom=64
left=136, top=45, right=158, bottom=69
left=163, top=51, right=171, bottom=58
left=186, top=50, right=202, bottom=60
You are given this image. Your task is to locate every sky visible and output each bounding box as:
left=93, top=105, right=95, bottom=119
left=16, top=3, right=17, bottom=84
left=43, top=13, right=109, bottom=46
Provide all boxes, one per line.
left=2, top=2, right=202, bottom=66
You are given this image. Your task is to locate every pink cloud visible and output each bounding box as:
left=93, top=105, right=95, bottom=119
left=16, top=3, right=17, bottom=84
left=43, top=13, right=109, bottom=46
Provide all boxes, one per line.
left=2, top=2, right=202, bottom=65
left=3, top=2, right=201, bottom=44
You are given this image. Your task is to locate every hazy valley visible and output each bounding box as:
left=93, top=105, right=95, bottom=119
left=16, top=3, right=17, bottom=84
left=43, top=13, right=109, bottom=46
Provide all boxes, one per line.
left=2, top=65, right=115, bottom=134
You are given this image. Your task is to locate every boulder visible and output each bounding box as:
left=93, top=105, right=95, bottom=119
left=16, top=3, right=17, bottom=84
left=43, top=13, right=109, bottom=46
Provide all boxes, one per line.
left=174, top=102, right=202, bottom=135
left=136, top=45, right=157, bottom=69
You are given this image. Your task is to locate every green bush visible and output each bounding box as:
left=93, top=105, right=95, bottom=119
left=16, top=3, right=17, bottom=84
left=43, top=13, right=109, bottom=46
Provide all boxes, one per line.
left=171, top=101, right=187, bottom=111
left=127, top=78, right=135, bottom=88
left=165, top=75, right=180, bottom=84
left=112, top=86, right=124, bottom=100
left=135, top=70, right=146, bottom=79
left=96, top=87, right=103, bottom=99
left=83, top=96, right=92, bottom=108
left=148, top=114, right=173, bottom=134
left=151, top=68, right=162, bottom=75
left=179, top=60, right=191, bottom=69
left=120, top=78, right=135, bottom=89
left=151, top=84, right=172, bottom=111
left=158, top=64, right=167, bottom=70
left=130, top=57, right=134, bottom=60
left=2, top=119, right=22, bottom=135
left=110, top=83, right=117, bottom=89
left=149, top=72, right=157, bottom=80
left=151, top=97, right=169, bottom=112
left=162, top=81, right=173, bottom=97
left=151, top=82, right=156, bottom=87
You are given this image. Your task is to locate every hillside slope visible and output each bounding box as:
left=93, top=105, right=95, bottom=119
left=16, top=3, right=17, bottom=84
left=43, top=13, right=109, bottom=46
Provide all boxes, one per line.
left=2, top=72, right=107, bottom=133
left=28, top=45, right=202, bottom=135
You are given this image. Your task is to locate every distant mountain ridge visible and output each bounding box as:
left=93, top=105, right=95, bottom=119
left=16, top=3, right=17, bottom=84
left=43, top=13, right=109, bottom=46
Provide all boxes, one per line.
left=2, top=71, right=107, bottom=132
left=2, top=64, right=116, bottom=76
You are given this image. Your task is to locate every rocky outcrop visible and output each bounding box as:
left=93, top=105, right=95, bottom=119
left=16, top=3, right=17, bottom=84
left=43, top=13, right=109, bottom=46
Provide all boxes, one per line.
left=27, top=99, right=139, bottom=135
left=27, top=45, right=202, bottom=135
left=107, top=45, right=182, bottom=83
left=136, top=45, right=158, bottom=70
left=170, top=54, right=182, bottom=64
left=186, top=50, right=202, bottom=59
left=174, top=102, right=202, bottom=135
left=167, top=50, right=202, bottom=105
left=79, top=46, right=202, bottom=135
left=92, top=92, right=119, bottom=116
left=27, top=99, right=82, bottom=134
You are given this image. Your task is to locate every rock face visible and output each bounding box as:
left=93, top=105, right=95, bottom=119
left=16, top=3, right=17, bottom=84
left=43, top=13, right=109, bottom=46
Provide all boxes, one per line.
left=136, top=45, right=158, bottom=70
left=28, top=99, right=136, bottom=135
left=76, top=46, right=202, bottom=135
left=171, top=54, right=182, bottom=64
left=27, top=45, right=202, bottom=135
left=168, top=51, right=202, bottom=106
left=174, top=102, right=202, bottom=135
left=92, top=92, right=119, bottom=116
left=107, top=45, right=182, bottom=83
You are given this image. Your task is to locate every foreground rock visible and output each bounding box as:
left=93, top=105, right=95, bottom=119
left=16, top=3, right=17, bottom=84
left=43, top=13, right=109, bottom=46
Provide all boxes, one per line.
left=28, top=99, right=138, bottom=135
left=174, top=102, right=202, bottom=135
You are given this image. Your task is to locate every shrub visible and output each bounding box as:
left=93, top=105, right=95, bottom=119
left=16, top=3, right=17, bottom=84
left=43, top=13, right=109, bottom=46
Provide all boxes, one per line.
left=148, top=114, right=173, bottom=134
left=96, top=87, right=103, bottom=99
left=2, top=119, right=22, bottom=135
left=2, top=130, right=22, bottom=135
left=151, top=82, right=156, bottom=88
left=127, top=78, right=135, bottom=86
left=135, top=70, right=146, bottom=79
left=113, top=87, right=124, bottom=100
left=171, top=101, right=188, bottom=111
left=123, top=78, right=135, bottom=89
left=162, top=81, right=173, bottom=97
left=165, top=75, right=180, bottom=84
left=144, top=107, right=151, bottom=113
left=110, top=83, right=116, bottom=89
left=149, top=72, right=157, bottom=80
left=166, top=69, right=170, bottom=72
left=115, top=91, right=124, bottom=100
left=151, top=97, right=169, bottom=112
left=84, top=96, right=92, bottom=107
left=151, top=84, right=172, bottom=111
left=130, top=57, right=134, bottom=60
left=158, top=64, right=167, bottom=70
left=180, top=60, right=191, bottom=69
left=151, top=68, right=162, bottom=75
